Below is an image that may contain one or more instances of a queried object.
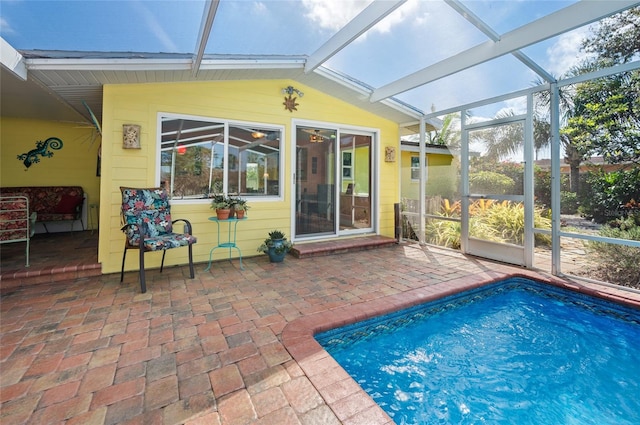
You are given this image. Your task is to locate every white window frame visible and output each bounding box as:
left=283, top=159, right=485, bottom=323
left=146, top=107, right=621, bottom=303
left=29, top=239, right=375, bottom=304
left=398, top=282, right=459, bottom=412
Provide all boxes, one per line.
left=157, top=112, right=285, bottom=204
left=410, top=155, right=427, bottom=182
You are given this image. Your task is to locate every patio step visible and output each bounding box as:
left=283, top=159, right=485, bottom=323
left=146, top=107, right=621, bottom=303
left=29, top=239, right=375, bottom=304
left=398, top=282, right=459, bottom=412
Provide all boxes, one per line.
left=0, top=263, right=102, bottom=293
left=290, top=235, right=397, bottom=259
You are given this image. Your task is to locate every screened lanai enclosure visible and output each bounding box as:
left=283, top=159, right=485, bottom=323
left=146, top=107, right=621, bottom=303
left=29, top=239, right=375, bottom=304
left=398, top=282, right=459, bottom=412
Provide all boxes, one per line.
left=2, top=0, right=639, bottom=288
left=401, top=60, right=640, bottom=288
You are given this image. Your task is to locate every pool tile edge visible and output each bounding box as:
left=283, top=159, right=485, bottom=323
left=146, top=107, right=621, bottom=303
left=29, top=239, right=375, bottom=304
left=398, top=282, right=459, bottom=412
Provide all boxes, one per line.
left=281, top=270, right=640, bottom=424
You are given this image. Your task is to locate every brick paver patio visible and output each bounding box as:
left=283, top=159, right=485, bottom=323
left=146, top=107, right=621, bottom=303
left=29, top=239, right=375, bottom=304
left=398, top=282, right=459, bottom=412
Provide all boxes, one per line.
left=2, top=242, right=639, bottom=424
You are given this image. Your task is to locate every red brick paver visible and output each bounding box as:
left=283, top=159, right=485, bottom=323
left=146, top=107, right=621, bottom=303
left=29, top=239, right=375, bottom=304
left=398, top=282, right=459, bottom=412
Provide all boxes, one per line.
left=2, top=243, right=639, bottom=424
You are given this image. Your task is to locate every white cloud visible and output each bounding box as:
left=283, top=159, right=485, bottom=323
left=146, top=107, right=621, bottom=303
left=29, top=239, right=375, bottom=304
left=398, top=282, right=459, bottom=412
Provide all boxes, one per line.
left=301, top=0, right=372, bottom=32
left=371, top=0, right=420, bottom=34
left=252, top=2, right=269, bottom=16
left=545, top=27, right=593, bottom=77
left=1, top=17, right=15, bottom=34
left=300, top=0, right=420, bottom=39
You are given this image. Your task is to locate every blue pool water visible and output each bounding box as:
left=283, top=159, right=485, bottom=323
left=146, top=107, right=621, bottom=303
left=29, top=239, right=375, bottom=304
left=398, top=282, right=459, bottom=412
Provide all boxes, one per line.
left=316, top=278, right=640, bottom=425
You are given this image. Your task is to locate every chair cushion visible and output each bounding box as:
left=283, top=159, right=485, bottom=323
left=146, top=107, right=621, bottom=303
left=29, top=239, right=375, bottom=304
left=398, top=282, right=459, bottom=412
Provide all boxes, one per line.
left=120, top=186, right=197, bottom=250
left=142, top=233, right=197, bottom=251
left=121, top=187, right=173, bottom=243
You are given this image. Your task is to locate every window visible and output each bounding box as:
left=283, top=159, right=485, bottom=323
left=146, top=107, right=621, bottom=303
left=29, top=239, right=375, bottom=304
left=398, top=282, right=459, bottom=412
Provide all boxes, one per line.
left=160, top=115, right=283, bottom=200
left=410, top=156, right=421, bottom=180
left=342, top=151, right=353, bottom=180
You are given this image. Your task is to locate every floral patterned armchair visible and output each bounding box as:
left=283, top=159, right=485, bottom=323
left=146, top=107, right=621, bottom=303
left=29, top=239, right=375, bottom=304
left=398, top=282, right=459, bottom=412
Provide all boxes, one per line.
left=120, top=187, right=197, bottom=293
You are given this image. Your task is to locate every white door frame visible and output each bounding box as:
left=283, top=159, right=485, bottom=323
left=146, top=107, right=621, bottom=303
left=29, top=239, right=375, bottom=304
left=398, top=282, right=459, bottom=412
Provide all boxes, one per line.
left=291, top=120, right=379, bottom=241
left=460, top=109, right=534, bottom=267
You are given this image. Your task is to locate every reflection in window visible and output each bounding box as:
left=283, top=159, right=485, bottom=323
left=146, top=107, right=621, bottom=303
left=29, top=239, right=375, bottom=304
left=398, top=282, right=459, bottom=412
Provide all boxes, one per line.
left=160, top=116, right=282, bottom=200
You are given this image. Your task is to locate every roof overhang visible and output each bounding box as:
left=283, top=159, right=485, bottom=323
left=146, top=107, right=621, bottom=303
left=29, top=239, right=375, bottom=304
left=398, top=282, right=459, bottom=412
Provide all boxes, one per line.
left=2, top=46, right=426, bottom=128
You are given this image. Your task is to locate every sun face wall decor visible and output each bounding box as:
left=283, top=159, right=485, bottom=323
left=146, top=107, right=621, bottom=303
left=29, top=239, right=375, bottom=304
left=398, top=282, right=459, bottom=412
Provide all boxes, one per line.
left=282, top=86, right=303, bottom=112
left=122, top=124, right=141, bottom=149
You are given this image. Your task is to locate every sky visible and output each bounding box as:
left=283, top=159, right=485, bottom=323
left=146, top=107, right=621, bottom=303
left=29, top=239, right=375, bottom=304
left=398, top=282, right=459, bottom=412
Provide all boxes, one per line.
left=0, top=0, right=597, bottom=116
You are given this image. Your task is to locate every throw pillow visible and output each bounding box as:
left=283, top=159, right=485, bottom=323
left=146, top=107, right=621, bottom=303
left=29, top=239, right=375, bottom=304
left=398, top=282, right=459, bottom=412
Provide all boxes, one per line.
left=55, top=194, right=83, bottom=214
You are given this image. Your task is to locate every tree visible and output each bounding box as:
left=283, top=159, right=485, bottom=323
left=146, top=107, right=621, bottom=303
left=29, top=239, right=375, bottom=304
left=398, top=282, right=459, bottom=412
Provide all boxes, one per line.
left=477, top=110, right=524, bottom=161
left=427, top=112, right=462, bottom=148
left=562, top=70, right=640, bottom=166
left=533, top=78, right=586, bottom=192
left=581, top=7, right=640, bottom=63
left=562, top=6, right=640, bottom=167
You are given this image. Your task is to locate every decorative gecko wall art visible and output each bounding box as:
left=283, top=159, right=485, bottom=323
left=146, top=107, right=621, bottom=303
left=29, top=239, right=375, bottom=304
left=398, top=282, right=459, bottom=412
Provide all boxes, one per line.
left=17, top=137, right=63, bottom=169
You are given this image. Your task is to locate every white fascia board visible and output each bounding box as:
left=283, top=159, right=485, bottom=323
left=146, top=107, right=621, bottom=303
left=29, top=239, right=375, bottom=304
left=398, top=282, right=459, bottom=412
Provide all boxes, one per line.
left=1, top=37, right=27, bottom=80
left=371, top=0, right=640, bottom=102
left=25, top=58, right=193, bottom=71
left=401, top=116, right=443, bottom=130
left=401, top=145, right=453, bottom=155
left=304, top=0, right=406, bottom=73
left=25, top=57, right=307, bottom=71
left=198, top=58, right=306, bottom=70
left=313, top=66, right=372, bottom=97
left=380, top=98, right=423, bottom=120
left=313, top=66, right=422, bottom=120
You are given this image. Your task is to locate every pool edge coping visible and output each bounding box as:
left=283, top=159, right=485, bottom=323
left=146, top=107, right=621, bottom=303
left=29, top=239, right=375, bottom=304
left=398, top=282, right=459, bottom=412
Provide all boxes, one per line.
left=281, top=269, right=640, bottom=424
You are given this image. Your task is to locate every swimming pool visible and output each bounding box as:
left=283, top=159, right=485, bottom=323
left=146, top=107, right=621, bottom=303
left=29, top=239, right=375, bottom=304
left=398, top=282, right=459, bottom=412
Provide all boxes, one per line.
left=316, top=277, right=640, bottom=425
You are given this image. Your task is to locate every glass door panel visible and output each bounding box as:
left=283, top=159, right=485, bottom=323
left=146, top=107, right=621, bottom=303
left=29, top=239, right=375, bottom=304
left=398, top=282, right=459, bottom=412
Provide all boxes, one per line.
left=295, top=126, right=336, bottom=237
left=339, top=133, right=372, bottom=231
left=464, top=120, right=528, bottom=266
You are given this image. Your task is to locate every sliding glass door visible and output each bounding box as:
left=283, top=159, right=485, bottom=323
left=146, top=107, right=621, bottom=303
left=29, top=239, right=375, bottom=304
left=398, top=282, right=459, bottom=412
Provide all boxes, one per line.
left=339, top=132, right=372, bottom=231
left=294, top=126, right=374, bottom=239
left=295, top=126, right=337, bottom=237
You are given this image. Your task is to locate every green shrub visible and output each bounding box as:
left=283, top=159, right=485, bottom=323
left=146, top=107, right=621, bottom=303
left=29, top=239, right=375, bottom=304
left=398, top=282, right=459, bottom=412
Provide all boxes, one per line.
left=425, top=173, right=458, bottom=200
left=424, top=200, right=551, bottom=248
left=469, top=171, right=515, bottom=195
left=534, top=167, right=573, bottom=211
left=424, top=218, right=461, bottom=249
left=472, top=161, right=524, bottom=191
left=579, top=168, right=640, bottom=223
left=560, top=191, right=579, bottom=214
left=589, top=217, right=640, bottom=288
left=534, top=167, right=553, bottom=209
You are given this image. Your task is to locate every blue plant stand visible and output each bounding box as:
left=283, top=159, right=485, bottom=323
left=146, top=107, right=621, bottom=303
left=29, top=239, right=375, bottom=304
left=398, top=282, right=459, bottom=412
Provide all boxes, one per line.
left=205, top=217, right=246, bottom=271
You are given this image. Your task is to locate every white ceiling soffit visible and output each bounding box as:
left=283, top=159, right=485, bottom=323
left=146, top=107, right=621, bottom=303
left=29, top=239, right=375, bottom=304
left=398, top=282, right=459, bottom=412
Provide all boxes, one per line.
left=370, top=0, right=640, bottom=103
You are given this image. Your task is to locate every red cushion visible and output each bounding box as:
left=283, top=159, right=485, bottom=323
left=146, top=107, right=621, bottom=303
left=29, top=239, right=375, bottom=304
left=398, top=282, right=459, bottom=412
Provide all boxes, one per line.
left=55, top=194, right=83, bottom=214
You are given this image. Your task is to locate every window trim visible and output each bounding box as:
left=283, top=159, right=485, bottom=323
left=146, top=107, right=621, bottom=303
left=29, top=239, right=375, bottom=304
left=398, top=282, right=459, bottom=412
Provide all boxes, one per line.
left=410, top=155, right=427, bottom=182
left=156, top=112, right=286, bottom=204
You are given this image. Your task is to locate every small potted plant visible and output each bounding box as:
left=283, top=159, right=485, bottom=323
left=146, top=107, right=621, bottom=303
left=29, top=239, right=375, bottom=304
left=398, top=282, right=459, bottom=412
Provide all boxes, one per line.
left=210, top=194, right=232, bottom=220
left=231, top=197, right=249, bottom=219
left=257, top=230, right=292, bottom=263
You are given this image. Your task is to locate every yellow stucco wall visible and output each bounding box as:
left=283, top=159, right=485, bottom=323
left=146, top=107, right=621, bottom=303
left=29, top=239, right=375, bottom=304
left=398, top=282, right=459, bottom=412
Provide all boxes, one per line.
left=101, top=79, right=400, bottom=274
left=0, top=117, right=101, bottom=228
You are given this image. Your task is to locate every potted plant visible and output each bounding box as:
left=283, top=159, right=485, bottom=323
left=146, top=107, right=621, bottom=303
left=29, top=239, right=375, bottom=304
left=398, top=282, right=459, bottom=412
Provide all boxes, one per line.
left=257, top=230, right=292, bottom=263
left=231, top=197, right=249, bottom=219
left=210, top=194, right=232, bottom=220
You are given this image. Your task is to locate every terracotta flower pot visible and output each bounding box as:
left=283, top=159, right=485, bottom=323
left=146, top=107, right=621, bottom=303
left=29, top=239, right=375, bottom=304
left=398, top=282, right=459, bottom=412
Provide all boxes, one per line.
left=216, top=208, right=231, bottom=220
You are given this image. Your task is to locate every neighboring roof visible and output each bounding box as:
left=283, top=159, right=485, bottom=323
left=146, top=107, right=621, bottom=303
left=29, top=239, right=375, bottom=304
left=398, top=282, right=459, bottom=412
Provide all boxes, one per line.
left=400, top=140, right=454, bottom=155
